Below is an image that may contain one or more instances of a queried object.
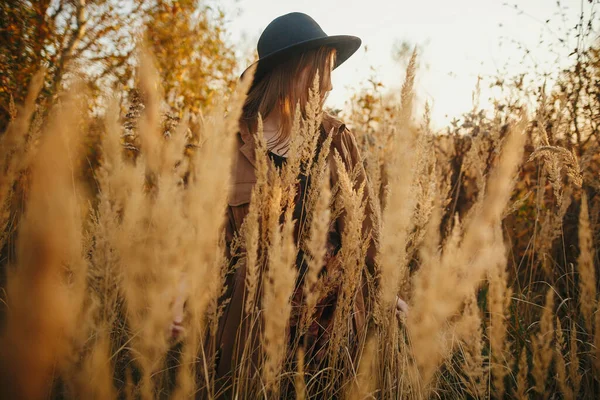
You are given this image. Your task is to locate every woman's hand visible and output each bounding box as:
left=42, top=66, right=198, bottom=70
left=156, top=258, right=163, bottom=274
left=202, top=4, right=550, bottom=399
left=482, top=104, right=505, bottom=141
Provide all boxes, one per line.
left=168, top=278, right=187, bottom=342
left=395, top=295, right=409, bottom=316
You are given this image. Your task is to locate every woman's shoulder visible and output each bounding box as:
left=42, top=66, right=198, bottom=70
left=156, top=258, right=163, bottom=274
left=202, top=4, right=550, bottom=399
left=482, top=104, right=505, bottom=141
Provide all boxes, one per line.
left=321, top=112, right=362, bottom=165
left=322, top=112, right=349, bottom=136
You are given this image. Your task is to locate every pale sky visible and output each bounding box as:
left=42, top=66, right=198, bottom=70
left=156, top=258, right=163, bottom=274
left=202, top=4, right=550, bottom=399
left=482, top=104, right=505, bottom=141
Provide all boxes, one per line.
left=220, top=0, right=596, bottom=129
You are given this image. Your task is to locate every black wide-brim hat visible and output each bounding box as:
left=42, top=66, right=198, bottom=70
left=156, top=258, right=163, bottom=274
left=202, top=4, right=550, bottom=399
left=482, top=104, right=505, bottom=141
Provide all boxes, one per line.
left=241, top=12, right=361, bottom=88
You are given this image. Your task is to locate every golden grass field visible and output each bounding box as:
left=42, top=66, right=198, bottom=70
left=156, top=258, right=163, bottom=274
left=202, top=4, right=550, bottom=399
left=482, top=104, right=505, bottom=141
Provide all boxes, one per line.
left=0, top=43, right=599, bottom=399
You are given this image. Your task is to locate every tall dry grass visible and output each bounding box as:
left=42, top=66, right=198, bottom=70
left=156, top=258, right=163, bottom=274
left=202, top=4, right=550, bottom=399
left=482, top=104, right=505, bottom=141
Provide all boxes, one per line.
left=0, top=44, right=599, bottom=400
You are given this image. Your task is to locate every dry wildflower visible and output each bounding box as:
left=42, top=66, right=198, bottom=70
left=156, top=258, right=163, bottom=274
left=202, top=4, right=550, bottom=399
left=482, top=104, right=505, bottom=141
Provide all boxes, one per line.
left=577, top=192, right=596, bottom=333
left=531, top=288, right=555, bottom=395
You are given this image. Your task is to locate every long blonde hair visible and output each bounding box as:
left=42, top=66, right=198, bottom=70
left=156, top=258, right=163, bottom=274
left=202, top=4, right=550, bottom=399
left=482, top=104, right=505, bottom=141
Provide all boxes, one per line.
left=240, top=46, right=336, bottom=148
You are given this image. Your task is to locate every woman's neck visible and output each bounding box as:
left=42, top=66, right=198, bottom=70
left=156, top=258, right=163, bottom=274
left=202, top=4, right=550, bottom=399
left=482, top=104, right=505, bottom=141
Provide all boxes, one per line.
left=262, top=108, right=290, bottom=157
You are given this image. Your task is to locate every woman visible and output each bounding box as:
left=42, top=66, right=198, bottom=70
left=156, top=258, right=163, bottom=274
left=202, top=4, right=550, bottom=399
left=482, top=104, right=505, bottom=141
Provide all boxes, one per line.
left=172, top=12, right=407, bottom=397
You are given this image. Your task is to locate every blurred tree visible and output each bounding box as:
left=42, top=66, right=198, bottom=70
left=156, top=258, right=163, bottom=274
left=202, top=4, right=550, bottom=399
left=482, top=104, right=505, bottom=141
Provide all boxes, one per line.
left=144, top=0, right=238, bottom=114
left=0, top=0, right=151, bottom=131
left=0, top=0, right=239, bottom=131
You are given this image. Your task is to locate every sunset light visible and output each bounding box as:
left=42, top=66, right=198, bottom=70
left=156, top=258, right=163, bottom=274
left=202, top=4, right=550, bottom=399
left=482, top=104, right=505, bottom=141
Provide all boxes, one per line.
left=1, top=1, right=599, bottom=398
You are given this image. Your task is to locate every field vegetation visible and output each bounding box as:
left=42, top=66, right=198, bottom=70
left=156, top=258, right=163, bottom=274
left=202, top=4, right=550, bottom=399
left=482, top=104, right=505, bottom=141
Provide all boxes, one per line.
left=0, top=1, right=599, bottom=399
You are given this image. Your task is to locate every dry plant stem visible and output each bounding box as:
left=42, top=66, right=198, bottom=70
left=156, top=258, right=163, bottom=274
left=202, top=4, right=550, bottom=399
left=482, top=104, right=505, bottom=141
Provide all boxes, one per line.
left=295, top=348, right=307, bottom=400
left=577, top=192, right=596, bottom=333
left=0, top=87, right=85, bottom=399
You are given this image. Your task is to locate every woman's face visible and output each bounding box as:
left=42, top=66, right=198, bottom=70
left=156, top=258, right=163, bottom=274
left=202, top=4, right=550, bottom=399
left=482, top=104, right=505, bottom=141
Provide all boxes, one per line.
left=298, top=50, right=335, bottom=106
left=320, top=51, right=335, bottom=103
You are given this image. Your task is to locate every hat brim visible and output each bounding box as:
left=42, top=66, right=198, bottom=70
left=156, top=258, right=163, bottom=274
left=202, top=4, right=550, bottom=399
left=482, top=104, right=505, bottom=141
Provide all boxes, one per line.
left=240, top=35, right=361, bottom=88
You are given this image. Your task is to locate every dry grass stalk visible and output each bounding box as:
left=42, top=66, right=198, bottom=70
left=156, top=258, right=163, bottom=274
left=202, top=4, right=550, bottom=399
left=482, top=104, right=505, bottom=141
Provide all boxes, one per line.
left=554, top=317, right=573, bottom=400
left=376, top=51, right=419, bottom=324
left=594, top=304, right=600, bottom=375
left=528, top=146, right=583, bottom=189
left=514, top=347, right=529, bottom=400
left=243, top=115, right=267, bottom=315
left=0, top=69, right=46, bottom=250
left=455, top=293, right=486, bottom=398
left=329, top=151, right=367, bottom=367
left=408, top=104, right=437, bottom=259
left=76, top=336, right=117, bottom=399
left=577, top=192, right=596, bottom=333
left=179, top=65, right=254, bottom=396
left=488, top=225, right=513, bottom=398
left=115, top=55, right=184, bottom=399
left=568, top=323, right=581, bottom=397
left=0, top=86, right=86, bottom=399
left=348, top=335, right=377, bottom=400
left=295, top=348, right=307, bottom=400
left=262, top=179, right=298, bottom=393
left=5, top=29, right=600, bottom=400
left=531, top=288, right=555, bottom=396
left=301, top=164, right=331, bottom=332
left=408, top=119, right=526, bottom=385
